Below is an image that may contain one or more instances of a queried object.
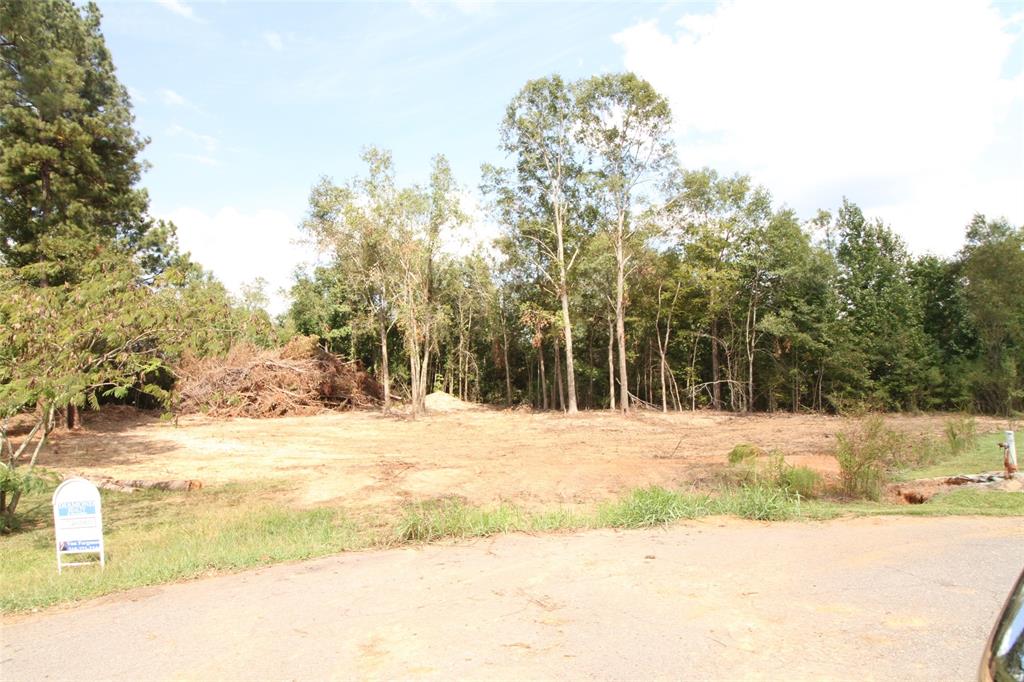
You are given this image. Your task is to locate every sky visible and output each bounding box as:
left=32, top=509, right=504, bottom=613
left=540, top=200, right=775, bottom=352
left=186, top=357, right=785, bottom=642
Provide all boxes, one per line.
left=96, top=0, right=1024, bottom=314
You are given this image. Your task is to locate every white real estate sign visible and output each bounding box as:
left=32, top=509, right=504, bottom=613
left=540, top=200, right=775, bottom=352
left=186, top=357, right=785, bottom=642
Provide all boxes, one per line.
left=52, top=478, right=105, bottom=573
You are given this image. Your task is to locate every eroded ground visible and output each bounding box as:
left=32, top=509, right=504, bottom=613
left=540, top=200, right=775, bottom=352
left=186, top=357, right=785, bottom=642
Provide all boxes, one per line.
left=36, top=405, right=1001, bottom=507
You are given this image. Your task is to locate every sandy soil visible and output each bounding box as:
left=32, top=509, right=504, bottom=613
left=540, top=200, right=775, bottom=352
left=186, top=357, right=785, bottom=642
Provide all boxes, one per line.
left=35, top=405, right=1002, bottom=507
left=4, top=516, right=1021, bottom=680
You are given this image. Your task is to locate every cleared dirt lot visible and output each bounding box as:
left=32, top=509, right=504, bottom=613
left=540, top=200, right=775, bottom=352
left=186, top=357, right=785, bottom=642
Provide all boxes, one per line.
left=38, top=405, right=1002, bottom=507
left=4, top=516, right=1021, bottom=681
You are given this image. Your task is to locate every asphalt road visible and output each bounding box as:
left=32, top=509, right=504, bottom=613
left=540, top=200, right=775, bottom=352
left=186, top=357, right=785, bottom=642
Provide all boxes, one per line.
left=3, top=516, right=1022, bottom=681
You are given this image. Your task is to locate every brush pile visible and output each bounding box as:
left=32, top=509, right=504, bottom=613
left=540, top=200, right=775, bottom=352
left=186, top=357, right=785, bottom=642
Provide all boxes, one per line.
left=174, top=336, right=381, bottom=417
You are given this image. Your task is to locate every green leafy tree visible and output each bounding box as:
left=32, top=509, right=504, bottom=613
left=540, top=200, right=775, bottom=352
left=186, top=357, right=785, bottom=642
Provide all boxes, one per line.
left=301, top=149, right=401, bottom=411
left=484, top=75, right=590, bottom=413
left=0, top=255, right=179, bottom=526
left=831, top=199, right=929, bottom=409
left=960, top=215, right=1024, bottom=413
left=0, top=0, right=174, bottom=282
left=577, top=73, right=675, bottom=412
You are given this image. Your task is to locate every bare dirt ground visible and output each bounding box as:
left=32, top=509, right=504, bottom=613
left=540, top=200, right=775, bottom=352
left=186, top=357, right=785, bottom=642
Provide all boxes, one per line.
left=4, top=516, right=1021, bottom=681
left=36, top=404, right=1004, bottom=507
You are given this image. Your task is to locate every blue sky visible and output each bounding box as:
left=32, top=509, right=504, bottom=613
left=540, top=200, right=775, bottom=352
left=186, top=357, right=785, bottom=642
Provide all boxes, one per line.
left=96, top=0, right=1024, bottom=312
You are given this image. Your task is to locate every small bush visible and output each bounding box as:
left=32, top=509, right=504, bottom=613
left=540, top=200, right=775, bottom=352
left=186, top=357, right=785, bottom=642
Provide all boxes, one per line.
left=910, top=436, right=946, bottom=467
left=598, top=486, right=713, bottom=528
left=727, top=443, right=763, bottom=465
left=835, top=416, right=907, bottom=500
left=777, top=465, right=822, bottom=499
left=944, top=415, right=978, bottom=456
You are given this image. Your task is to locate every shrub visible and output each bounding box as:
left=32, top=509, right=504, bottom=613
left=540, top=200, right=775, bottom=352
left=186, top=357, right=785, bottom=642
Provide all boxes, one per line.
left=835, top=415, right=907, bottom=500
left=727, top=443, right=763, bottom=465
left=777, top=465, right=822, bottom=499
left=944, top=415, right=978, bottom=456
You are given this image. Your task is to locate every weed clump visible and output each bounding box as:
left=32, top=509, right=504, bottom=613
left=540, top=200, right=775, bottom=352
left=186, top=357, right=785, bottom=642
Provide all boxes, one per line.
left=835, top=416, right=907, bottom=500
left=598, top=486, right=713, bottom=528
left=395, top=497, right=523, bottom=542
left=943, top=415, right=978, bottom=456
left=720, top=484, right=799, bottom=521
left=777, top=465, right=822, bottom=499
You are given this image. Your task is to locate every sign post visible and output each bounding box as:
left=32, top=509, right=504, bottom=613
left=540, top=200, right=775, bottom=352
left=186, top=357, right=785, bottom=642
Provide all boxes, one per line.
left=52, top=478, right=105, bottom=573
left=1006, top=431, right=1018, bottom=473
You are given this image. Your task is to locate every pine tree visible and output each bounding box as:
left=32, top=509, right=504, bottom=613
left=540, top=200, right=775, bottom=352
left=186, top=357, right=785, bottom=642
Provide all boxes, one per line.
left=0, top=0, right=165, bottom=282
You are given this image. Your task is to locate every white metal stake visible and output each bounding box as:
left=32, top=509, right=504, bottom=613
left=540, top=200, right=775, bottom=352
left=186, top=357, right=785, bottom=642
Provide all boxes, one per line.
left=1006, top=431, right=1017, bottom=469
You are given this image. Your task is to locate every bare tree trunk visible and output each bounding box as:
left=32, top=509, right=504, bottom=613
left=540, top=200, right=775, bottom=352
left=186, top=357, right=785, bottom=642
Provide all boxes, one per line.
left=659, top=350, right=668, bottom=413
left=710, top=318, right=721, bottom=410
left=502, top=322, right=512, bottom=407
left=615, top=235, right=629, bottom=413
left=553, top=332, right=565, bottom=411
left=66, top=405, right=81, bottom=430
left=607, top=318, right=616, bottom=411
left=587, top=327, right=595, bottom=410
left=558, top=292, right=578, bottom=414
left=689, top=334, right=699, bottom=411
left=539, top=344, right=549, bottom=411
left=792, top=350, right=800, bottom=414
left=379, top=323, right=391, bottom=413
left=419, top=331, right=431, bottom=412
left=5, top=405, right=55, bottom=519
left=745, top=300, right=757, bottom=413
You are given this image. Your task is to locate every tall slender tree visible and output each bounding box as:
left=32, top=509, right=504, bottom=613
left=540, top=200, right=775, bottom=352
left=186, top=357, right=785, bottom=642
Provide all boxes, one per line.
left=577, top=73, right=674, bottom=412
left=486, top=75, right=588, bottom=413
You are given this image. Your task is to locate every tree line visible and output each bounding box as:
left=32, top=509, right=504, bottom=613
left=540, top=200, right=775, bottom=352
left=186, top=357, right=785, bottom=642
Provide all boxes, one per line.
left=2, top=0, right=1022, bottom=458
left=292, top=75, right=1023, bottom=417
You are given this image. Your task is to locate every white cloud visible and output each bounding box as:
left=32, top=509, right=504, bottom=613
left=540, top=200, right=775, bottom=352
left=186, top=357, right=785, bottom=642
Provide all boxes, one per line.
left=409, top=0, right=437, bottom=19
left=452, top=0, right=486, bottom=15
left=614, top=0, right=1024, bottom=255
left=408, top=0, right=488, bottom=19
left=159, top=88, right=187, bottom=107
left=175, top=153, right=220, bottom=167
left=264, top=31, right=284, bottom=52
left=163, top=206, right=318, bottom=315
left=166, top=124, right=219, bottom=153
left=154, top=0, right=197, bottom=21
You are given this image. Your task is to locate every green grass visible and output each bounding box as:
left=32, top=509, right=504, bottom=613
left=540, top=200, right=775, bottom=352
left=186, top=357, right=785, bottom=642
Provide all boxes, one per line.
left=802, top=487, right=1024, bottom=518
left=3, top=475, right=1021, bottom=614
left=597, top=486, right=713, bottom=527
left=1, top=485, right=366, bottom=613
left=901, top=431, right=1013, bottom=479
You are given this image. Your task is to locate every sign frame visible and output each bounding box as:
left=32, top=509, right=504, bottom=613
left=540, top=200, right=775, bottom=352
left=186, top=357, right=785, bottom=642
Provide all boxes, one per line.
left=52, top=477, right=105, bottom=573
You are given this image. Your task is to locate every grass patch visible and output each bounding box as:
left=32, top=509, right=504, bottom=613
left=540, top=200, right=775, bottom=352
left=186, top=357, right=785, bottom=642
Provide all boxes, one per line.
left=394, top=497, right=526, bottom=542
left=597, top=486, right=713, bottom=528
left=716, top=484, right=801, bottom=521
left=1, top=484, right=364, bottom=613
left=3, top=475, right=1021, bottom=614
left=808, top=488, right=1024, bottom=518
left=901, top=431, right=1012, bottom=479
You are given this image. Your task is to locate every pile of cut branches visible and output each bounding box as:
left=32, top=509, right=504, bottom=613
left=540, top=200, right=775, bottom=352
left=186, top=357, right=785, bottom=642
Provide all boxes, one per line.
left=174, top=336, right=381, bottom=417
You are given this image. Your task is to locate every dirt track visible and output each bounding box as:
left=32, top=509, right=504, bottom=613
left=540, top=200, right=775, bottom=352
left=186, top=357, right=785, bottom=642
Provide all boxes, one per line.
left=38, top=407, right=1001, bottom=507
left=4, top=516, right=1021, bottom=681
